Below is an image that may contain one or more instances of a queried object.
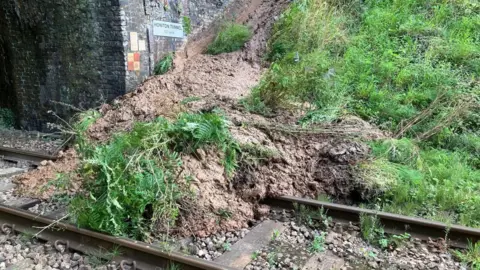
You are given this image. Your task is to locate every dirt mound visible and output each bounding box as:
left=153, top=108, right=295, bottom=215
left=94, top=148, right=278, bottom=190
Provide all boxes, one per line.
left=14, top=0, right=385, bottom=238
left=14, top=149, right=79, bottom=199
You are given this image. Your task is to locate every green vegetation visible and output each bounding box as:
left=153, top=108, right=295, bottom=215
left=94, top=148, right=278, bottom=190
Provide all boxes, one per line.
left=295, top=203, right=332, bottom=230
left=154, top=53, right=174, bottom=75
left=251, top=251, right=260, bottom=260
left=454, top=241, right=480, bottom=269
left=267, top=252, right=278, bottom=265
left=359, top=213, right=410, bottom=249
left=85, top=246, right=122, bottom=268
left=0, top=108, right=15, bottom=129
left=69, top=110, right=239, bottom=239
left=245, top=0, right=480, bottom=228
left=183, top=16, right=192, bottom=35
left=309, top=232, right=326, bottom=253
left=371, top=139, right=480, bottom=227
left=222, top=242, right=232, bottom=251
left=206, top=22, right=252, bottom=55
left=271, top=229, right=280, bottom=241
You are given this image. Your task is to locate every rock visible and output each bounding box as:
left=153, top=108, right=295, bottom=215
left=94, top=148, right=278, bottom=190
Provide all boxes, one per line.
left=71, top=253, right=81, bottom=261
left=40, top=160, right=48, bottom=166
left=197, top=249, right=207, bottom=257
left=368, top=261, right=378, bottom=269
left=207, top=242, right=215, bottom=251
left=427, top=262, right=437, bottom=269
left=60, top=261, right=70, bottom=269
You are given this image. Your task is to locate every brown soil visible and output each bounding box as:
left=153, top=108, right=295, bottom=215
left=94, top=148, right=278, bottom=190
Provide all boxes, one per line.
left=14, top=149, right=80, bottom=199
left=14, top=0, right=386, bottom=237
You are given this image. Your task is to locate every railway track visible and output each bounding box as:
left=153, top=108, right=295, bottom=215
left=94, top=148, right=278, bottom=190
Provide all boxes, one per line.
left=0, top=149, right=478, bottom=269
left=0, top=146, right=58, bottom=166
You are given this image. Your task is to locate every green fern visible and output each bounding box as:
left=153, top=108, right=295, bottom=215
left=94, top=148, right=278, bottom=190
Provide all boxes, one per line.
left=154, top=53, right=174, bottom=75
left=69, top=110, right=239, bottom=239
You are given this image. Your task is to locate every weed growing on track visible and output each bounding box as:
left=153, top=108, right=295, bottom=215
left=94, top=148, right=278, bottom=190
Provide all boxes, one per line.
left=309, top=232, right=326, bottom=253
left=206, top=22, right=252, bottom=55
left=69, top=110, right=239, bottom=239
left=154, top=53, right=174, bottom=75
left=360, top=213, right=411, bottom=249
left=454, top=241, right=480, bottom=269
left=246, top=0, right=480, bottom=227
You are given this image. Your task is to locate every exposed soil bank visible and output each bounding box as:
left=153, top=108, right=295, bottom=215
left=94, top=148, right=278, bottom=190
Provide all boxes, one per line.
left=14, top=0, right=385, bottom=237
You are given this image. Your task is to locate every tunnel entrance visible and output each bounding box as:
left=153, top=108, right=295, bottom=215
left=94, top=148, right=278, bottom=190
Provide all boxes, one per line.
left=0, top=37, right=19, bottom=127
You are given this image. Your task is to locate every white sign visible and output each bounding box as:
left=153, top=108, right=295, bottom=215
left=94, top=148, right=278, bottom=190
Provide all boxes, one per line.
left=153, top=21, right=184, bottom=38
left=138, top=40, right=146, bottom=51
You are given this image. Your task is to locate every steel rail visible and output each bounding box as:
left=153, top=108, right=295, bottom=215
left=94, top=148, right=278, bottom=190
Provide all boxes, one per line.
left=0, top=146, right=58, bottom=165
left=0, top=205, right=235, bottom=270
left=264, top=196, right=480, bottom=249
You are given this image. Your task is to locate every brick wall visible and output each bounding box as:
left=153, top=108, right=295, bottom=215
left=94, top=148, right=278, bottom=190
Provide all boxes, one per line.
left=0, top=0, right=125, bottom=130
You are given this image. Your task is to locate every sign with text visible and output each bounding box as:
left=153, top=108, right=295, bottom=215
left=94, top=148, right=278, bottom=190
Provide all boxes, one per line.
left=153, top=21, right=184, bottom=38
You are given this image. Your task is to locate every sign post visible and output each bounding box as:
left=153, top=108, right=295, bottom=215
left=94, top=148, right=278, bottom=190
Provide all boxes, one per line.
left=152, top=21, right=184, bottom=38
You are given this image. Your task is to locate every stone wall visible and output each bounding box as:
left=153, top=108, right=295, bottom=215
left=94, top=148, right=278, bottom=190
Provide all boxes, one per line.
left=0, top=0, right=125, bottom=130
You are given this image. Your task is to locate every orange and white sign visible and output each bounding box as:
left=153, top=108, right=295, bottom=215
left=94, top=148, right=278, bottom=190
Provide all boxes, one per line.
left=128, top=53, right=141, bottom=71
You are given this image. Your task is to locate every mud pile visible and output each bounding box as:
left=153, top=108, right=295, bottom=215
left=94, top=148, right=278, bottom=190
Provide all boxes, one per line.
left=15, top=0, right=385, bottom=237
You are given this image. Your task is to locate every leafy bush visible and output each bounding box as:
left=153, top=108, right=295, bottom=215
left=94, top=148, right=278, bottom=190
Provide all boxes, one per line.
left=154, top=53, right=174, bottom=75
left=69, top=110, right=239, bottom=239
left=206, top=22, right=252, bottom=55
left=0, top=108, right=15, bottom=129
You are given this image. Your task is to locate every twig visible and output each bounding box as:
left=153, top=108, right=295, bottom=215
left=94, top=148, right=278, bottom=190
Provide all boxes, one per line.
left=33, top=214, right=70, bottom=238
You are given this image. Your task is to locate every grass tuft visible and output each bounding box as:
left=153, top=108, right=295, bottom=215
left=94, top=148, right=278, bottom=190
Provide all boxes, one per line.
left=206, top=22, right=252, bottom=55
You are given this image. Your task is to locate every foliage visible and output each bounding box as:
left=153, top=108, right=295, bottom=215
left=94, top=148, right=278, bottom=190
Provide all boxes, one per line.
left=251, top=251, right=260, bottom=260
left=154, top=53, right=174, bottom=75
left=271, top=229, right=280, bottom=241
left=222, top=242, right=232, bottom=251
left=453, top=241, right=480, bottom=269
left=267, top=252, right=277, bottom=265
left=295, top=204, right=332, bottom=230
left=370, top=139, right=480, bottom=227
left=69, top=110, right=239, bottom=239
left=254, top=0, right=480, bottom=228
left=206, top=22, right=252, bottom=55
left=183, top=16, right=192, bottom=35
left=360, top=213, right=411, bottom=249
left=0, top=108, right=15, bottom=129
left=309, top=232, right=326, bottom=253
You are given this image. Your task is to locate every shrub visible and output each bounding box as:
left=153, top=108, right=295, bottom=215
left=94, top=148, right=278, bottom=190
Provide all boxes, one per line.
left=69, top=110, right=239, bottom=239
left=206, top=22, right=252, bottom=55
left=0, top=108, right=15, bottom=129
left=154, top=53, right=174, bottom=75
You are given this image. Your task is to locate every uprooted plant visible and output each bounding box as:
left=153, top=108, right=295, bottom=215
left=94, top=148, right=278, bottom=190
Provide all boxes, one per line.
left=68, top=109, right=239, bottom=240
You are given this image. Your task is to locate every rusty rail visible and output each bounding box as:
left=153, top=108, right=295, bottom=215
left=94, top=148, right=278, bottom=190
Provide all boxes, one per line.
left=0, top=146, right=58, bottom=165
left=264, top=196, right=480, bottom=249
left=0, top=205, right=235, bottom=270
